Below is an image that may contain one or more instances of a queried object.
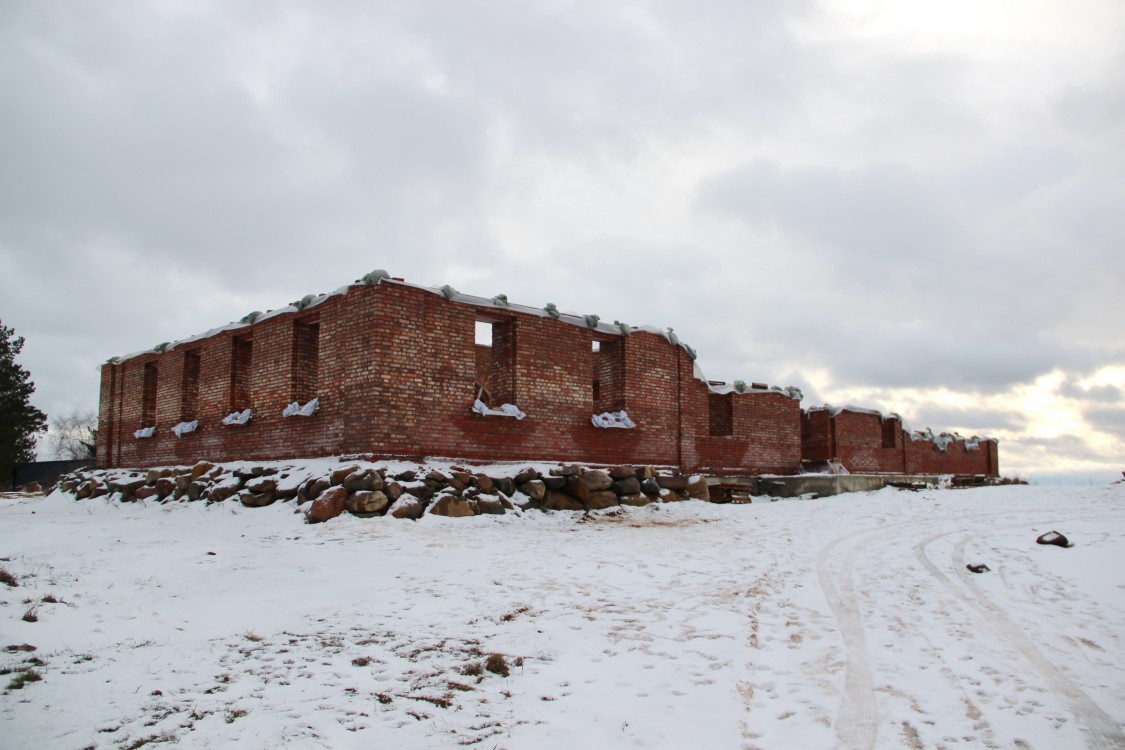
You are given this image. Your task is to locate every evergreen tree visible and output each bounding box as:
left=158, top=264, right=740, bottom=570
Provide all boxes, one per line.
left=0, top=322, right=48, bottom=485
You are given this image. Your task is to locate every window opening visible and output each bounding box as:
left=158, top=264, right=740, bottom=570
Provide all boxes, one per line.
left=881, top=417, right=898, bottom=449
left=592, top=337, right=624, bottom=414
left=292, top=319, right=320, bottom=403
left=231, top=335, right=253, bottom=412
left=474, top=317, right=515, bottom=406
left=708, top=392, right=733, bottom=437
left=181, top=349, right=201, bottom=421
left=141, top=363, right=158, bottom=428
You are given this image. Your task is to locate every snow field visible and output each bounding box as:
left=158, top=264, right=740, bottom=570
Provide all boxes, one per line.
left=1, top=482, right=1123, bottom=749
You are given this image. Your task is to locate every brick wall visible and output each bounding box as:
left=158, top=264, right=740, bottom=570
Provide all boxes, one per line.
left=95, top=279, right=996, bottom=477
left=800, top=407, right=998, bottom=476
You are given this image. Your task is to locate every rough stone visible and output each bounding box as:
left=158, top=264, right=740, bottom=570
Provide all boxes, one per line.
left=346, top=490, right=389, bottom=515
left=175, top=474, right=192, bottom=492
left=246, top=477, right=277, bottom=494
left=330, top=465, right=360, bottom=486
left=544, top=490, right=585, bottom=511
left=154, top=478, right=177, bottom=499
left=640, top=478, right=661, bottom=496
left=187, top=481, right=207, bottom=502
left=344, top=468, right=382, bottom=493
left=565, top=475, right=590, bottom=503
left=133, top=485, right=158, bottom=500
left=581, top=470, right=613, bottom=491
left=426, top=470, right=449, bottom=486
left=618, top=493, right=653, bottom=506
left=521, top=480, right=546, bottom=501
left=495, top=477, right=516, bottom=497
left=405, top=484, right=435, bottom=501
left=542, top=476, right=567, bottom=491
left=390, top=496, right=427, bottom=520
left=240, top=490, right=276, bottom=508
left=395, top=470, right=417, bottom=482
left=384, top=481, right=404, bottom=501
left=429, top=494, right=477, bottom=517
left=635, top=466, right=657, bottom=480
left=306, top=477, right=331, bottom=501
left=474, top=474, right=494, bottom=493
left=656, top=474, right=689, bottom=490
left=306, top=486, right=348, bottom=523
left=585, top=490, right=619, bottom=510
left=514, top=468, right=539, bottom=484
left=608, top=465, right=636, bottom=480
left=209, top=482, right=241, bottom=503
left=612, top=477, right=641, bottom=496
left=190, top=461, right=215, bottom=481
left=476, top=495, right=506, bottom=515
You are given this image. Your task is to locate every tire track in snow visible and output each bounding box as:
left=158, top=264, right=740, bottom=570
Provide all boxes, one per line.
left=816, top=523, right=904, bottom=750
left=915, top=519, right=1125, bottom=750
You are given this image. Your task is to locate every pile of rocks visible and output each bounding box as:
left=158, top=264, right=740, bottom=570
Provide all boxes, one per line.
left=54, top=462, right=713, bottom=524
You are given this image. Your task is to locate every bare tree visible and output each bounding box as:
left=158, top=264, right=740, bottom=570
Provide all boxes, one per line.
left=48, top=410, right=97, bottom=460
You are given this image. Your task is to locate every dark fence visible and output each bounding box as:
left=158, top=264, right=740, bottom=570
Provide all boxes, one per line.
left=10, top=459, right=94, bottom=490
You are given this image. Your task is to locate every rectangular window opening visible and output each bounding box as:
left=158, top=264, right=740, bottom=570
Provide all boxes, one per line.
left=474, top=316, right=515, bottom=406
left=231, top=335, right=253, bottom=412
left=141, top=363, right=158, bottom=428
left=181, top=349, right=201, bottom=421
left=881, top=417, right=898, bottom=449
left=709, top=392, right=734, bottom=437
left=592, top=337, right=625, bottom=413
left=292, top=319, right=320, bottom=403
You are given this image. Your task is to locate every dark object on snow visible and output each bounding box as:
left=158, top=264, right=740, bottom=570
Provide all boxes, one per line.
left=966, top=563, right=991, bottom=573
left=889, top=481, right=926, bottom=491
left=1036, top=530, right=1072, bottom=548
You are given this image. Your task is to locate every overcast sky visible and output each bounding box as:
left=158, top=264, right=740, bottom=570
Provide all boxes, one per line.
left=2, top=0, right=1122, bottom=481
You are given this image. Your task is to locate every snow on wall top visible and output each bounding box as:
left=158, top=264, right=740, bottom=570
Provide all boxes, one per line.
left=102, top=271, right=798, bottom=398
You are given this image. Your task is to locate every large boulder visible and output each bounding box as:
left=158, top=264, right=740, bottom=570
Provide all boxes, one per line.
left=581, top=470, right=613, bottom=492
left=474, top=474, right=494, bottom=493
left=585, top=490, right=619, bottom=510
left=619, top=494, right=653, bottom=506
left=330, top=465, right=360, bottom=486
left=565, top=476, right=590, bottom=503
left=186, top=481, right=208, bottom=502
left=612, top=477, right=641, bottom=496
left=190, top=461, right=215, bottom=481
left=608, top=465, right=636, bottom=480
left=520, top=480, right=546, bottom=502
left=346, top=490, right=389, bottom=516
left=656, top=475, right=689, bottom=491
left=344, top=468, right=382, bottom=493
left=390, top=496, right=427, bottom=520
left=514, top=467, right=539, bottom=484
left=306, top=486, right=348, bottom=523
left=544, top=490, right=584, bottom=511
left=429, top=494, right=477, bottom=517
left=640, top=478, right=661, bottom=496
left=133, top=485, right=158, bottom=501
left=246, top=477, right=277, bottom=494
left=476, top=495, right=507, bottom=515
left=240, top=490, right=276, bottom=508
left=154, top=478, right=177, bottom=499
left=209, top=478, right=243, bottom=503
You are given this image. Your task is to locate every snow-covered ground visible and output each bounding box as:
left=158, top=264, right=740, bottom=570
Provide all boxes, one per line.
left=2, top=481, right=1123, bottom=749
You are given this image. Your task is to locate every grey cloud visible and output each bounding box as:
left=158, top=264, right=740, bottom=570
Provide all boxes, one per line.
left=1083, top=406, right=1125, bottom=441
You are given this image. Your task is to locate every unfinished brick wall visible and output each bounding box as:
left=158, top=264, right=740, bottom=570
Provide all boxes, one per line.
left=96, top=278, right=997, bottom=477
left=801, top=407, right=999, bottom=476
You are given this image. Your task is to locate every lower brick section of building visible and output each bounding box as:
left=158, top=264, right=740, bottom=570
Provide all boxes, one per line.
left=97, top=278, right=998, bottom=477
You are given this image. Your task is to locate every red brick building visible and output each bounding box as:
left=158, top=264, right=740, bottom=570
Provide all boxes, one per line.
left=801, top=406, right=998, bottom=476
left=96, top=275, right=997, bottom=477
